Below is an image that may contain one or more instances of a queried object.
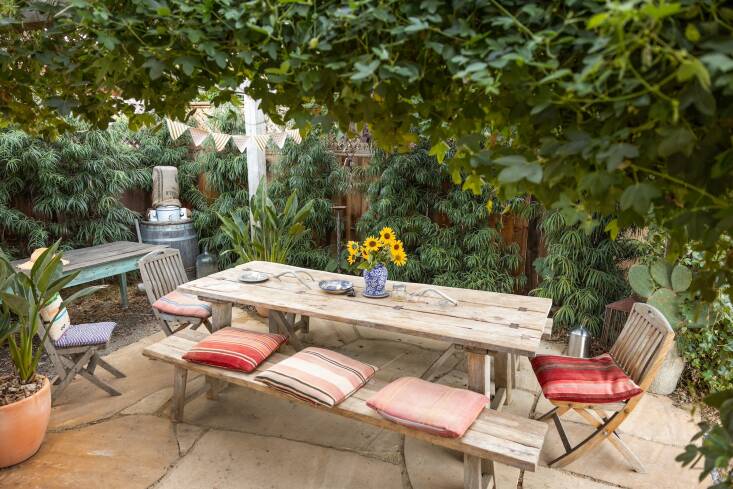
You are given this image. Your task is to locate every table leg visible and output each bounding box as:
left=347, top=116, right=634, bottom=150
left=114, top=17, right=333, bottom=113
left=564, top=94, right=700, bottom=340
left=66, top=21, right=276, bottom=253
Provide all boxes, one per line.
left=465, top=348, right=493, bottom=487
left=269, top=310, right=304, bottom=350
left=209, top=301, right=232, bottom=332
left=118, top=273, right=128, bottom=308
left=494, top=352, right=512, bottom=406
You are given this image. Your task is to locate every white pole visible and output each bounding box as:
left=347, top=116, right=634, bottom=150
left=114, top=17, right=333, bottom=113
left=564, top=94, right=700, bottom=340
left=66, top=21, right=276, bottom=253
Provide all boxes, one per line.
left=243, top=91, right=267, bottom=198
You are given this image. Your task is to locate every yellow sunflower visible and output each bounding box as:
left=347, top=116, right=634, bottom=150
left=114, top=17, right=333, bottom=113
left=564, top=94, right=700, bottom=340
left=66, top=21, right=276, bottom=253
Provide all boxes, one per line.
left=361, top=249, right=371, bottom=260
left=392, top=249, right=407, bottom=267
left=363, top=235, right=381, bottom=252
left=390, top=240, right=404, bottom=255
left=347, top=240, right=359, bottom=255
left=379, top=226, right=396, bottom=244
left=347, top=254, right=356, bottom=265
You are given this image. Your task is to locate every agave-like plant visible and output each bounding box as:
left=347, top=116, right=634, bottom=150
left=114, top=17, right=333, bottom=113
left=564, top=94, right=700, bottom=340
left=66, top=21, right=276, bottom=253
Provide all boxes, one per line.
left=0, top=241, right=102, bottom=384
left=218, top=179, right=314, bottom=264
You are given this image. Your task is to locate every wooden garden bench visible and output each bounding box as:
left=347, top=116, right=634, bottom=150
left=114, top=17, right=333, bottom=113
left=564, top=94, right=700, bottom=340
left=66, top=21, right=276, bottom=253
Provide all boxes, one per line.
left=143, top=329, right=548, bottom=489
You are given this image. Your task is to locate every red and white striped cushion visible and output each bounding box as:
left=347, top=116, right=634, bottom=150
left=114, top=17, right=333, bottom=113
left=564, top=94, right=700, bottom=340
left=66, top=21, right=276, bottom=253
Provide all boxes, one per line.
left=255, top=347, right=377, bottom=407
left=530, top=353, right=642, bottom=404
left=153, top=290, right=212, bottom=319
left=367, top=377, right=489, bottom=438
left=182, top=328, right=287, bottom=373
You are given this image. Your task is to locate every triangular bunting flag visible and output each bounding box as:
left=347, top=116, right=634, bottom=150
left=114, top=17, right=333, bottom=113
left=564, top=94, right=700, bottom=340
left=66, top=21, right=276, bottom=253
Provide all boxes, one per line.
left=211, top=132, right=231, bottom=152
left=271, top=131, right=287, bottom=149
left=166, top=118, right=190, bottom=141
left=231, top=135, right=249, bottom=153
left=254, top=134, right=270, bottom=152
left=189, top=127, right=210, bottom=147
left=286, top=129, right=302, bottom=144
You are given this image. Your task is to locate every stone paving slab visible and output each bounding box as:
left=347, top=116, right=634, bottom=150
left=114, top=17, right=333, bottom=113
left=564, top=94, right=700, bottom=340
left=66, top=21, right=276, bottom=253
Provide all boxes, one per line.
left=0, top=415, right=180, bottom=489
left=153, top=429, right=404, bottom=489
left=540, top=417, right=705, bottom=489
left=181, top=386, right=403, bottom=463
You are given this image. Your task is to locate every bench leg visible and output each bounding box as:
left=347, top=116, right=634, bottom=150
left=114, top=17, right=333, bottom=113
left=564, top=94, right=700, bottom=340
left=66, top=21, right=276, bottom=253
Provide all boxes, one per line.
left=465, top=349, right=497, bottom=487
left=172, top=367, right=188, bottom=422
left=118, top=273, right=128, bottom=308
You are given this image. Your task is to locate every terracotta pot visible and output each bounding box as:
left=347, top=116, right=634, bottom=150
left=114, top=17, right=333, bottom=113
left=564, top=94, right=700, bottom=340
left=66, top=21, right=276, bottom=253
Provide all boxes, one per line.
left=255, top=305, right=269, bottom=318
left=0, top=376, right=51, bottom=468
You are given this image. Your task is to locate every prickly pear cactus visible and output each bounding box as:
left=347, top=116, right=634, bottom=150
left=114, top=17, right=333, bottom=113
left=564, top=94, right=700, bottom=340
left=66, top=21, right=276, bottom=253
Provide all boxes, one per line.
left=628, top=260, right=693, bottom=327
left=629, top=264, right=655, bottom=298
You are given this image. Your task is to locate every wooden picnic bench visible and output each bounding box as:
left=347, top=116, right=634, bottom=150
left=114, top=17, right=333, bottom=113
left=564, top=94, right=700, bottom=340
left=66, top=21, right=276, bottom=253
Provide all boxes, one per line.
left=143, top=329, right=548, bottom=489
left=11, top=241, right=167, bottom=307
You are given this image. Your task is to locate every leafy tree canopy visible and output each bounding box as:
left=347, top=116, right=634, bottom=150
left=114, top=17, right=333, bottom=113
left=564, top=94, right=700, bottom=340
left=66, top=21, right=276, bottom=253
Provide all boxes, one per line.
left=2, top=0, right=732, bottom=297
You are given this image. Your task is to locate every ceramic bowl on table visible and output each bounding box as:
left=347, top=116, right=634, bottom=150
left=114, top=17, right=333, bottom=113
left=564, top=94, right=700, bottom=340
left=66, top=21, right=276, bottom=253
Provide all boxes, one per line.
left=318, top=280, right=354, bottom=295
left=238, top=271, right=269, bottom=283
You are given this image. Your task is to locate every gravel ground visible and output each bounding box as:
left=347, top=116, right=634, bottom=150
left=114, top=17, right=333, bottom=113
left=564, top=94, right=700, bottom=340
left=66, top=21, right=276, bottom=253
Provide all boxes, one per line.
left=0, top=279, right=160, bottom=379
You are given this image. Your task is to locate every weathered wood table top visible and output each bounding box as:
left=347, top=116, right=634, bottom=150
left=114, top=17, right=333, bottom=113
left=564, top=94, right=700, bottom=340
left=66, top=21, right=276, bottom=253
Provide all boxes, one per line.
left=178, top=261, right=552, bottom=357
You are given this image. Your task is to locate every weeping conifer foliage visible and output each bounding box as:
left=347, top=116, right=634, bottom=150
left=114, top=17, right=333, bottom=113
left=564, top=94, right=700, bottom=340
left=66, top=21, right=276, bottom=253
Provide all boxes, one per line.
left=269, top=128, right=349, bottom=269
left=358, top=141, right=531, bottom=293
left=531, top=212, right=643, bottom=335
left=0, top=119, right=149, bottom=256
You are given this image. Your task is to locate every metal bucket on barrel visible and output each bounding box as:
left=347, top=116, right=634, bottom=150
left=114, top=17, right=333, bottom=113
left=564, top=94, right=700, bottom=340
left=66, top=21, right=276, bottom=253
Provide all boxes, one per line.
left=139, top=220, right=198, bottom=279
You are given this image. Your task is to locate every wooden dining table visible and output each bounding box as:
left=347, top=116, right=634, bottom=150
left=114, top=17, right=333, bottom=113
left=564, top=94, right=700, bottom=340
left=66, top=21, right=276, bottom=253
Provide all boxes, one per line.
left=177, top=261, right=553, bottom=409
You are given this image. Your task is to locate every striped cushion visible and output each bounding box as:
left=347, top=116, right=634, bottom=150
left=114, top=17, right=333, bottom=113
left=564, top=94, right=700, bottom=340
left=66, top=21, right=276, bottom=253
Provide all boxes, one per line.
left=53, top=322, right=116, bottom=348
left=182, top=328, right=287, bottom=373
left=530, top=353, right=642, bottom=404
left=255, top=347, right=377, bottom=407
left=367, top=377, right=489, bottom=438
left=153, top=291, right=212, bottom=319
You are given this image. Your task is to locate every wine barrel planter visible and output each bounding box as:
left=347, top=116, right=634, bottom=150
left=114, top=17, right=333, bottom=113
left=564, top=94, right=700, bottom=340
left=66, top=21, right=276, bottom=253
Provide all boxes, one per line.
left=139, top=220, right=198, bottom=279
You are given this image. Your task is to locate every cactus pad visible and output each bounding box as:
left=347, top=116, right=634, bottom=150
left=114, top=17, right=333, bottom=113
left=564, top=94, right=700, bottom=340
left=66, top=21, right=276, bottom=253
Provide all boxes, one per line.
left=648, top=288, right=682, bottom=326
left=650, top=259, right=673, bottom=288
left=670, top=263, right=692, bottom=292
left=628, top=264, right=655, bottom=298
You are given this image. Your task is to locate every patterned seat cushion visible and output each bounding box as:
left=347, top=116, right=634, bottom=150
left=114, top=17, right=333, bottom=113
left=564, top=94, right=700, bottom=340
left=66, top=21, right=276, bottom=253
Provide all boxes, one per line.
left=530, top=353, right=643, bottom=404
left=255, top=347, right=377, bottom=407
left=152, top=291, right=212, bottom=319
left=367, top=377, right=489, bottom=438
left=53, top=322, right=116, bottom=349
left=183, top=328, right=288, bottom=373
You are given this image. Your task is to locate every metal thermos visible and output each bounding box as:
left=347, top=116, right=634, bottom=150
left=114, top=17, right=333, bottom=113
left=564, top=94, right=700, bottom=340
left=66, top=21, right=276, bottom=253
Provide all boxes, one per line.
left=568, top=326, right=591, bottom=358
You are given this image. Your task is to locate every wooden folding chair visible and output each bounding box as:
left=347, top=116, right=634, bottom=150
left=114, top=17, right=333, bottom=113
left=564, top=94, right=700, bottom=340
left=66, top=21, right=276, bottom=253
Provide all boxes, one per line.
left=535, top=303, right=675, bottom=473
left=139, top=249, right=212, bottom=336
left=40, top=321, right=126, bottom=402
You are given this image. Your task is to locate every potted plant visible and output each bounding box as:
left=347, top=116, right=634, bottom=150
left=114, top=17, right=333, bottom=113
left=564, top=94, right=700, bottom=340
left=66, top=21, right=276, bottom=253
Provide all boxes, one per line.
left=628, top=258, right=715, bottom=395
left=218, top=179, right=314, bottom=317
left=347, top=227, right=408, bottom=297
left=0, top=242, right=100, bottom=467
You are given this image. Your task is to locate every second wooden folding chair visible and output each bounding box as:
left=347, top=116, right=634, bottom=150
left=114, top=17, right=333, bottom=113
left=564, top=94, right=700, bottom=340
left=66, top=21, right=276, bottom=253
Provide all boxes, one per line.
left=532, top=303, right=675, bottom=473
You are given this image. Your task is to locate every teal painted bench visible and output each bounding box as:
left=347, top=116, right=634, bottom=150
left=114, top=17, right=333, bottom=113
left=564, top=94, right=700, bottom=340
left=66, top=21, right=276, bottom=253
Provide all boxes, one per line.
left=12, top=241, right=167, bottom=307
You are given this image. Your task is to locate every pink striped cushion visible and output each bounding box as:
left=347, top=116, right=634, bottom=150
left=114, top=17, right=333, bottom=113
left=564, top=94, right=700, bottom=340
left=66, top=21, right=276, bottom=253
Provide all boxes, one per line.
left=255, top=347, right=377, bottom=407
left=183, top=328, right=287, bottom=373
left=367, top=377, right=489, bottom=438
left=530, top=353, right=642, bottom=403
left=153, top=290, right=212, bottom=319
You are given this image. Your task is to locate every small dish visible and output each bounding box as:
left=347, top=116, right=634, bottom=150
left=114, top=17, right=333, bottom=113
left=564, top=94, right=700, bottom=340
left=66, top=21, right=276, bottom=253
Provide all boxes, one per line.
left=238, top=271, right=269, bottom=283
left=363, top=291, right=390, bottom=299
left=319, top=280, right=354, bottom=295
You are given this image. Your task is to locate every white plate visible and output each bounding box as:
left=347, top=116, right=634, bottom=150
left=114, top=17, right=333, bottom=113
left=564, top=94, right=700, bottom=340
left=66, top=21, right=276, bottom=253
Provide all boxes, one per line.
left=239, top=271, right=269, bottom=283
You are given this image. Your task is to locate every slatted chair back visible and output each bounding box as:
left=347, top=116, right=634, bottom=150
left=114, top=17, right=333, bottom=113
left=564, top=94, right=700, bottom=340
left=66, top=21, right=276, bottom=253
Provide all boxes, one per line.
left=139, top=248, right=189, bottom=306
left=609, top=303, right=675, bottom=391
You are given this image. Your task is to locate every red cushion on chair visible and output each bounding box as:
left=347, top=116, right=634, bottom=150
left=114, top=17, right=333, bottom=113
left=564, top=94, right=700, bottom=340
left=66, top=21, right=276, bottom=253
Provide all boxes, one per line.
left=182, top=328, right=288, bottom=373
left=153, top=291, right=212, bottom=319
left=530, top=353, right=642, bottom=404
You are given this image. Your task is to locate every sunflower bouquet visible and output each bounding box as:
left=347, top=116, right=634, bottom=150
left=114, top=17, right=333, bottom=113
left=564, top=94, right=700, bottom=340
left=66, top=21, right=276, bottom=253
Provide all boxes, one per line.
left=347, top=227, right=408, bottom=271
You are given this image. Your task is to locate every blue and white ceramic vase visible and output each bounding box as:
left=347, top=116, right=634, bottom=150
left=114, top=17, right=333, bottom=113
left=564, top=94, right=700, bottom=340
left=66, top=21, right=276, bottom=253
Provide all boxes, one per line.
left=363, top=263, right=388, bottom=296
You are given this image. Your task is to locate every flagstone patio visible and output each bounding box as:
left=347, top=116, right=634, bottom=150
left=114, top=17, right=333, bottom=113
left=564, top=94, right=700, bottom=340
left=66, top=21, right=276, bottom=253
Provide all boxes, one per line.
left=0, top=308, right=707, bottom=489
